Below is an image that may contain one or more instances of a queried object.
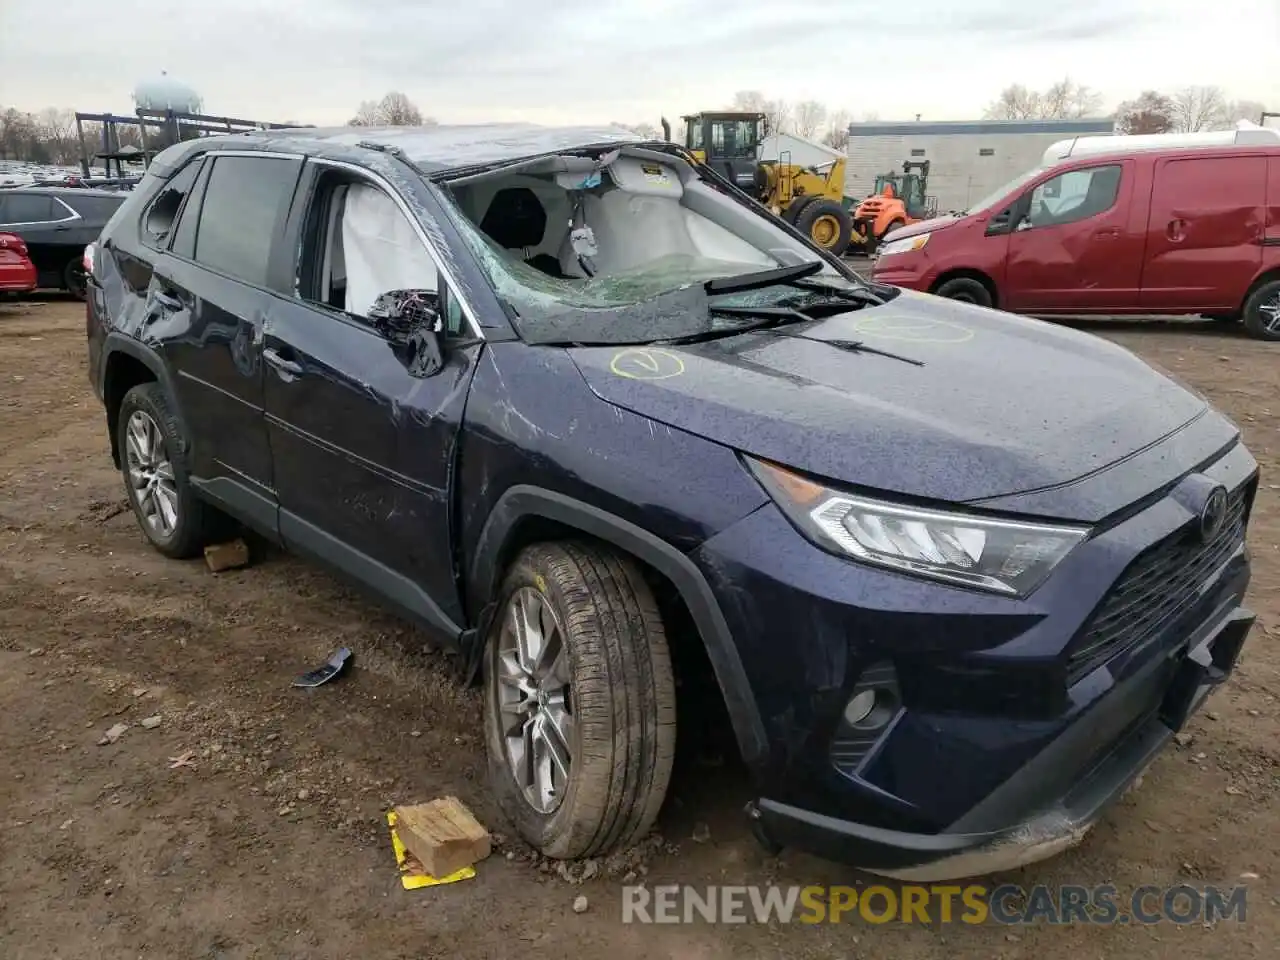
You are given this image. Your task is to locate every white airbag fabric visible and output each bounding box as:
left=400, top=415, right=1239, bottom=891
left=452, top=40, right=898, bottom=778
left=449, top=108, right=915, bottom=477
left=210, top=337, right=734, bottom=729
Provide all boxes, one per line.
left=342, top=183, right=437, bottom=316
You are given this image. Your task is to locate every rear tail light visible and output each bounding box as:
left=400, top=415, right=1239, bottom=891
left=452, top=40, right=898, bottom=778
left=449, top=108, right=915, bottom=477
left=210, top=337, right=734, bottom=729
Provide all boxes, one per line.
left=0, top=233, right=27, bottom=256
left=83, top=243, right=96, bottom=276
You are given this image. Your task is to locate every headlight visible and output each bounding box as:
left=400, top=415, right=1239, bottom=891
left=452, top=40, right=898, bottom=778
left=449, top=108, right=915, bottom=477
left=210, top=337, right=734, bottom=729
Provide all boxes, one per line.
left=877, top=233, right=930, bottom=257
left=747, top=458, right=1088, bottom=596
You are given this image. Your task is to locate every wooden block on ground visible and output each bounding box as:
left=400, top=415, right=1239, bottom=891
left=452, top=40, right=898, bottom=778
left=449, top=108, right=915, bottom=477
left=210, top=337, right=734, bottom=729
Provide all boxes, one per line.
left=394, top=797, right=491, bottom=878
left=204, top=539, right=250, bottom=573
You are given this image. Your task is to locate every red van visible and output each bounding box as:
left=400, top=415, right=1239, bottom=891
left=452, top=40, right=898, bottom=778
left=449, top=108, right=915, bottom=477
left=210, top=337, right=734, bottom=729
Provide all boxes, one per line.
left=870, top=127, right=1280, bottom=340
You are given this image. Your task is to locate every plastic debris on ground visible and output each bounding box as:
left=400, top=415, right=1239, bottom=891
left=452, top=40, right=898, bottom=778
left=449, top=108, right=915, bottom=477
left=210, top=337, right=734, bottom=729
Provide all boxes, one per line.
left=292, top=647, right=352, bottom=689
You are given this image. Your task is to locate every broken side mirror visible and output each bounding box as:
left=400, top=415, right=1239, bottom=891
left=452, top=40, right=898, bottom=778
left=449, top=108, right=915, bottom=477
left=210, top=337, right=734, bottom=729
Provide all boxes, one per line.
left=366, top=288, right=445, bottom=377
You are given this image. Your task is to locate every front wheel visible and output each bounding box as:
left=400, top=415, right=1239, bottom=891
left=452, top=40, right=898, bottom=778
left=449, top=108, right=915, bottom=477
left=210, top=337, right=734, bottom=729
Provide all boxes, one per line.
left=934, top=277, right=993, bottom=308
left=484, top=542, right=676, bottom=859
left=796, top=199, right=854, bottom=256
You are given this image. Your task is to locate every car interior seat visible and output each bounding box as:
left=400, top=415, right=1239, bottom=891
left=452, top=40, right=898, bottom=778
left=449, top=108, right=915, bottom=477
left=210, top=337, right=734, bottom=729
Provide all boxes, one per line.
left=480, top=187, right=566, bottom=278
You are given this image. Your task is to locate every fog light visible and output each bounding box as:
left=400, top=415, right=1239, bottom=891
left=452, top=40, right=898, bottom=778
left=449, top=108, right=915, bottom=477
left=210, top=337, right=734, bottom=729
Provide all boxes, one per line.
left=843, top=689, right=877, bottom=725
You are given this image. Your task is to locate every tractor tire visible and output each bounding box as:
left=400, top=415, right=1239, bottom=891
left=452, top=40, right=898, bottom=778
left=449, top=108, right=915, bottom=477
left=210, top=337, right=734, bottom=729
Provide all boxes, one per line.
left=796, top=199, right=854, bottom=256
left=934, top=277, right=993, bottom=308
left=882, top=219, right=907, bottom=240
left=782, top=196, right=817, bottom=224
left=1242, top=279, right=1280, bottom=341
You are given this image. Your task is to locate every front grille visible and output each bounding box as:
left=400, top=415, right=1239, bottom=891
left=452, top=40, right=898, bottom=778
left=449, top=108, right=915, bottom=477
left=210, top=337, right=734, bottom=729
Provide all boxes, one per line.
left=1067, top=485, right=1250, bottom=683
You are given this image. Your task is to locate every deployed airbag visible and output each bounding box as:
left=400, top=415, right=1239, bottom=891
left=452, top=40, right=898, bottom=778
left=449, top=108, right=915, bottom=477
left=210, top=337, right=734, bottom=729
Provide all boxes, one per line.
left=342, top=183, right=437, bottom=316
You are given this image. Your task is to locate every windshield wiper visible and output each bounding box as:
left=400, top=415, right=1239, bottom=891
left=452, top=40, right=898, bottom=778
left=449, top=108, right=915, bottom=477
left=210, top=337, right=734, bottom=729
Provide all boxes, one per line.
left=703, top=261, right=823, bottom=295
left=789, top=277, right=885, bottom=306
left=661, top=305, right=923, bottom=366
left=661, top=305, right=811, bottom=344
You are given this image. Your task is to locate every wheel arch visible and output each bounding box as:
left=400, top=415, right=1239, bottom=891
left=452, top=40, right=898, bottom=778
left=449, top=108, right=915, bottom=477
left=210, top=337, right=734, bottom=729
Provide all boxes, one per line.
left=465, top=486, right=770, bottom=770
left=929, top=268, right=999, bottom=308
left=1241, top=265, right=1280, bottom=312
left=101, top=335, right=186, bottom=468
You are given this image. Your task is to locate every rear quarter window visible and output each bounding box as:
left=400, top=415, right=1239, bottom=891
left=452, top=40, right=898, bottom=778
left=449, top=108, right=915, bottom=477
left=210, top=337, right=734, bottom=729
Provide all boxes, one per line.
left=64, top=195, right=127, bottom=222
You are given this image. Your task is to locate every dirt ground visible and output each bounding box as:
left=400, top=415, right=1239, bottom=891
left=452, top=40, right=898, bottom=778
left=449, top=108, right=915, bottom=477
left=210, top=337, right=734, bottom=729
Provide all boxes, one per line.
left=1, top=296, right=1278, bottom=960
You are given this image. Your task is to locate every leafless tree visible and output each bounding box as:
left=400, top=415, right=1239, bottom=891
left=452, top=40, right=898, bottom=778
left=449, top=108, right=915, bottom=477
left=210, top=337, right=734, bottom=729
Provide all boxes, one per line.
left=984, top=78, right=1103, bottom=120
left=1225, top=99, right=1268, bottom=126
left=730, top=90, right=793, bottom=134
left=1114, top=91, right=1176, bottom=135
left=1170, top=86, right=1228, bottom=132
left=822, top=109, right=851, bottom=150
left=793, top=100, right=827, bottom=139
left=347, top=92, right=433, bottom=127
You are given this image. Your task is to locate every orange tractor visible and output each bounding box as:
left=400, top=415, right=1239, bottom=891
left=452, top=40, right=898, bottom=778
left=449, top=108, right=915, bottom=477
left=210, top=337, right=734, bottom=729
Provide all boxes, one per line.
left=853, top=160, right=937, bottom=255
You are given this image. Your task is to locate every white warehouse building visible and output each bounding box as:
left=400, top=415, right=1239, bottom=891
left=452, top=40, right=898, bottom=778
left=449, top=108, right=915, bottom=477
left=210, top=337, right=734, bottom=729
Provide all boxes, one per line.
left=844, top=118, right=1116, bottom=214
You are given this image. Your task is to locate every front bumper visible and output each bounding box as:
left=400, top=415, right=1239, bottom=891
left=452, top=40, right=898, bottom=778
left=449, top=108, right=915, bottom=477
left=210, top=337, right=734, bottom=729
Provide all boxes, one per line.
left=693, top=441, right=1257, bottom=876
left=748, top=603, right=1253, bottom=880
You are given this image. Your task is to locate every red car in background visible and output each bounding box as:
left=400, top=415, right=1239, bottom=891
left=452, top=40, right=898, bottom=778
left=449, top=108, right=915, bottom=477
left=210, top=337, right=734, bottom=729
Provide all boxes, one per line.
left=0, top=232, right=37, bottom=293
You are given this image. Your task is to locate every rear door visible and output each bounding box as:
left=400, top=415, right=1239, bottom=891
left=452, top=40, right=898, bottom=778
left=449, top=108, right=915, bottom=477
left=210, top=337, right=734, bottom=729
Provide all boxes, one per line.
left=1002, top=161, right=1141, bottom=312
left=145, top=151, right=304, bottom=533
left=1139, top=153, right=1266, bottom=311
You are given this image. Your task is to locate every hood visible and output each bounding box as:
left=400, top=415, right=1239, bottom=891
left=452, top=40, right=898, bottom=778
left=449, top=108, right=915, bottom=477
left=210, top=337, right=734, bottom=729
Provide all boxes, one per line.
left=879, top=215, right=961, bottom=241
left=567, top=291, right=1208, bottom=508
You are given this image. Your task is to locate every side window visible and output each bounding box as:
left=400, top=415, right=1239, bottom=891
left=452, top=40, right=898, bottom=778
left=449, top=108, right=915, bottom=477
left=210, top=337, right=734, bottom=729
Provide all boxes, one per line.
left=142, top=160, right=204, bottom=249
left=0, top=194, right=56, bottom=224
left=169, top=160, right=211, bottom=260
left=65, top=195, right=125, bottom=222
left=297, top=169, right=439, bottom=325
left=1025, top=164, right=1121, bottom=228
left=193, top=155, right=301, bottom=287
left=687, top=123, right=705, bottom=152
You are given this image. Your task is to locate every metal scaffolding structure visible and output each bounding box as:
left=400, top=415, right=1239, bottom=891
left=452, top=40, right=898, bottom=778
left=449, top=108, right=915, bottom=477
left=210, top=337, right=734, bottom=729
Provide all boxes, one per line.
left=73, top=108, right=310, bottom=178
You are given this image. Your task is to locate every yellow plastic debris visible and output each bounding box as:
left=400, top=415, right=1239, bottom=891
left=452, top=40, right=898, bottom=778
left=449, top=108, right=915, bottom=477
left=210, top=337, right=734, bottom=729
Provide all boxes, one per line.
left=386, top=810, right=476, bottom=889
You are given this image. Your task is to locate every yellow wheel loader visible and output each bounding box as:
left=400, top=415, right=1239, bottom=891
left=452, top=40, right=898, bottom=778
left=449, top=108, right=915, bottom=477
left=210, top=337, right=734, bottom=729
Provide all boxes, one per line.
left=661, top=111, right=863, bottom=256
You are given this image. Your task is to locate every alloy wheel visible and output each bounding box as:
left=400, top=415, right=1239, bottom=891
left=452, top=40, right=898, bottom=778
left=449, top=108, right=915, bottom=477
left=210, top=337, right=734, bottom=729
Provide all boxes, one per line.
left=1260, top=293, right=1280, bottom=335
left=124, top=410, right=179, bottom=537
left=495, top=586, right=574, bottom=814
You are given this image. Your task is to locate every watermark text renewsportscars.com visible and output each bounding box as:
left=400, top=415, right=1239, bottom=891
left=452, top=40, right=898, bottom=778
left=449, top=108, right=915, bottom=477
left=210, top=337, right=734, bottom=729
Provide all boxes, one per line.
left=621, top=883, right=1249, bottom=925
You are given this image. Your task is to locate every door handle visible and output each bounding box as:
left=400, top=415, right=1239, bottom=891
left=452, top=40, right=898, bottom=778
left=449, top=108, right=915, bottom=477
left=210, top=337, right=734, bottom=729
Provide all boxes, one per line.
left=263, top=347, right=303, bottom=376
left=1094, top=227, right=1121, bottom=240
left=1165, top=218, right=1187, bottom=242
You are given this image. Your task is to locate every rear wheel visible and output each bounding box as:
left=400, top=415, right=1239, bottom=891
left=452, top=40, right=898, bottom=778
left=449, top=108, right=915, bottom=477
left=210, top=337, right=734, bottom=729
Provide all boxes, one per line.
left=63, top=258, right=88, bottom=300
left=796, top=199, right=854, bottom=256
left=934, top=277, right=993, bottom=308
left=1242, top=280, right=1280, bottom=341
left=484, top=542, right=676, bottom=859
left=117, top=383, right=231, bottom=558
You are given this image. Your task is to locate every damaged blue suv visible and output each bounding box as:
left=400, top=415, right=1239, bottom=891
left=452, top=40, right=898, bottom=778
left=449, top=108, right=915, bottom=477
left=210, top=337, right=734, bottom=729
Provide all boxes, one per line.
left=85, top=124, right=1257, bottom=879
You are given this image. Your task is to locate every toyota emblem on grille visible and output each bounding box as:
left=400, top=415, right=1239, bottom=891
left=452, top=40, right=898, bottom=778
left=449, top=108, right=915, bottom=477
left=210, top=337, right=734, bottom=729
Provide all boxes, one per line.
left=1198, top=485, right=1229, bottom=543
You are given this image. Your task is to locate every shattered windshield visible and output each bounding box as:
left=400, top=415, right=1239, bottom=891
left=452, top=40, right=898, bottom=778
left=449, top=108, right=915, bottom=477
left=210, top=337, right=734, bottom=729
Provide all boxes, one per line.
left=439, top=149, right=868, bottom=345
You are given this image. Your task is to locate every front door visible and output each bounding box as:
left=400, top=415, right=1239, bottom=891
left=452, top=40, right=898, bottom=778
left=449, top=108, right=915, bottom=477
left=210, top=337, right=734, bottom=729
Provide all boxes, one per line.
left=262, top=162, right=482, bottom=640
left=1139, top=154, right=1266, bottom=312
left=1003, top=161, right=1141, bottom=313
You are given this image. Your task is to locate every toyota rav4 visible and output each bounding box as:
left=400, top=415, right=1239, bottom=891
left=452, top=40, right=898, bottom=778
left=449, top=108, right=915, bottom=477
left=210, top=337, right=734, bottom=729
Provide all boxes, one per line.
left=85, top=124, right=1257, bottom=880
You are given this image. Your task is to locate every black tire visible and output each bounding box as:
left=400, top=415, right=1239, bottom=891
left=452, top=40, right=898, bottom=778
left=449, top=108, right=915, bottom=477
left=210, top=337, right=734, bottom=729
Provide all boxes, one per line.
left=796, top=199, right=854, bottom=256
left=934, top=276, right=993, bottom=308
left=117, top=382, right=230, bottom=558
left=483, top=541, right=676, bottom=860
left=782, top=195, right=817, bottom=224
left=1242, top=279, right=1280, bottom=341
left=882, top=218, right=906, bottom=240
left=63, top=258, right=88, bottom=300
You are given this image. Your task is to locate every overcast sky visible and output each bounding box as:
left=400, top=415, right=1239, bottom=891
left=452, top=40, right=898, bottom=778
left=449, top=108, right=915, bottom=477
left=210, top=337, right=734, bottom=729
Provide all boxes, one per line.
left=2, top=0, right=1277, bottom=127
